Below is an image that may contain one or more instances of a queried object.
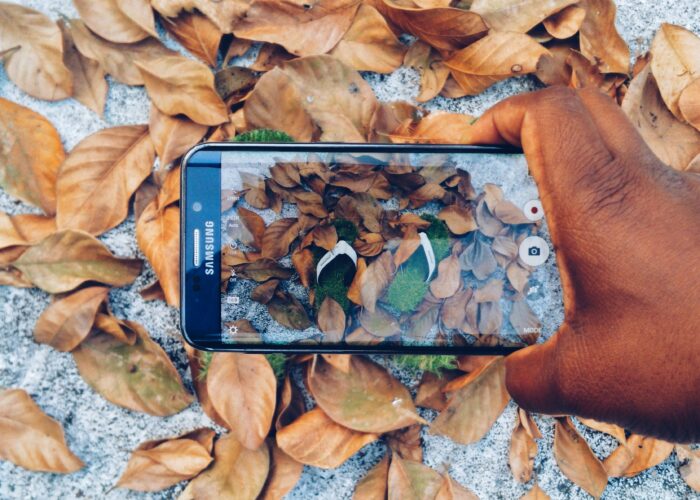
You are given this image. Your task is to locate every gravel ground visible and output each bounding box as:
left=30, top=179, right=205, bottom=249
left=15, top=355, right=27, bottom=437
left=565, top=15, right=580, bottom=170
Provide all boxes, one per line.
left=1, top=1, right=699, bottom=499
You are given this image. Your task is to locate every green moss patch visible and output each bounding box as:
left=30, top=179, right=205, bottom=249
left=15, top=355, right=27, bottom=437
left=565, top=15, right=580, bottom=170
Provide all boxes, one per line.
left=232, top=129, right=295, bottom=143
left=392, top=354, right=457, bottom=374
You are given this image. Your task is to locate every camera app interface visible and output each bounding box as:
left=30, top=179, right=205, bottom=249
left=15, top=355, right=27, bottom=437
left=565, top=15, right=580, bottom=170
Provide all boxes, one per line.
left=220, top=150, right=562, bottom=348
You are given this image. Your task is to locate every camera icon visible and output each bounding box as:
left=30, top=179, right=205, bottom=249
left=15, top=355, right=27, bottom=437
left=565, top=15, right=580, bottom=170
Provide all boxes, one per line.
left=528, top=246, right=541, bottom=257
left=519, top=236, right=550, bottom=266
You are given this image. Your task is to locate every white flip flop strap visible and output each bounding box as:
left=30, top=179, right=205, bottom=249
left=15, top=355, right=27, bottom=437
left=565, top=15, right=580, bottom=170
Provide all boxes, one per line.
left=419, top=232, right=436, bottom=282
left=316, top=240, right=358, bottom=281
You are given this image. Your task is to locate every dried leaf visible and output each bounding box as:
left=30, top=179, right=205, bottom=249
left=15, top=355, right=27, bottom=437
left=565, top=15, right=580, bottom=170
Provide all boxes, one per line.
left=578, top=0, right=629, bottom=74
left=446, top=32, right=549, bottom=96
left=292, top=248, right=315, bottom=288
left=57, top=125, right=155, bottom=235
left=235, top=259, right=293, bottom=282
left=136, top=55, right=228, bottom=126
left=603, top=434, right=673, bottom=477
left=180, top=434, right=269, bottom=500
left=680, top=78, right=700, bottom=132
left=68, top=18, right=176, bottom=86
left=116, top=428, right=214, bottom=492
left=438, top=205, right=477, bottom=235
left=0, top=389, right=84, bottom=473
left=74, top=0, right=152, bottom=43
left=430, top=253, right=461, bottom=299
left=388, top=453, right=443, bottom=500
left=470, top=0, right=577, bottom=33
left=330, top=4, right=405, bottom=73
left=308, top=355, right=424, bottom=433
left=622, top=65, right=700, bottom=171
left=459, top=238, right=497, bottom=281
left=415, top=370, right=462, bottom=412
left=0, top=213, right=56, bottom=251
left=237, top=207, right=266, bottom=251
left=0, top=4, right=72, bottom=100
left=262, top=218, right=300, bottom=259
left=430, top=357, right=510, bottom=444
left=353, top=454, right=389, bottom=500
left=234, top=0, right=359, bottom=56
left=34, top=287, right=109, bottom=352
left=382, top=1, right=488, bottom=52
left=312, top=224, right=338, bottom=251
left=246, top=55, right=378, bottom=142
left=207, top=353, right=276, bottom=450
left=149, top=104, right=208, bottom=166
left=60, top=21, right=107, bottom=116
left=677, top=445, right=700, bottom=492
left=260, top=440, right=304, bottom=500
left=318, top=297, right=346, bottom=343
left=151, top=0, right=251, bottom=33
left=404, top=41, right=450, bottom=103
left=509, top=299, right=541, bottom=344
left=14, top=230, right=141, bottom=294
left=93, top=312, right=138, bottom=345
left=650, top=23, right=700, bottom=120
left=359, top=251, right=395, bottom=312
left=521, top=484, right=550, bottom=500
left=137, top=203, right=180, bottom=307
left=277, top=407, right=378, bottom=469
left=0, top=98, right=64, bottom=213
left=163, top=11, right=222, bottom=66
left=510, top=412, right=538, bottom=483
left=72, top=325, right=193, bottom=416
left=553, top=417, right=608, bottom=498
left=435, top=474, right=478, bottom=500
left=543, top=5, right=586, bottom=39
left=577, top=418, right=626, bottom=444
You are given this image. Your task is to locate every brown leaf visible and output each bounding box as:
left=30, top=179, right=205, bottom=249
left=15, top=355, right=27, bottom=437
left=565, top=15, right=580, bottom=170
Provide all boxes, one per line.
left=509, top=299, right=541, bottom=344
left=180, top=434, right=269, bottom=500
left=553, top=417, right=608, bottom=498
left=0, top=98, right=64, bottom=213
left=267, top=290, right=313, bottom=331
left=415, top=369, right=462, bottom=412
left=116, top=428, right=214, bottom=492
left=261, top=218, right=300, bottom=260
left=578, top=0, right=630, bottom=74
left=207, top=353, right=276, bottom=450
left=234, top=0, right=359, bottom=56
left=163, top=11, right=222, bottom=66
left=277, top=407, right=378, bottom=469
left=359, top=305, right=402, bottom=338
left=235, top=259, right=293, bottom=282
left=136, top=202, right=180, bottom=307
left=93, top=312, right=138, bottom=345
left=430, top=357, right=510, bottom=444
left=183, top=344, right=228, bottom=428
left=390, top=112, right=476, bottom=144
left=404, top=41, right=450, bottom=102
left=650, top=23, right=700, bottom=120
left=393, top=226, right=421, bottom=267
left=330, top=4, right=405, bottom=73
left=312, top=224, right=338, bottom=251
left=136, top=55, right=228, bottom=126
left=438, top=204, right=477, bottom=235
left=14, top=230, right=141, bottom=294
left=60, top=21, right=108, bottom=116
left=318, top=297, right=347, bottom=343
left=72, top=325, right=193, bottom=416
left=292, top=248, right=315, bottom=288
left=577, top=418, right=626, bottom=444
left=215, top=66, right=258, bottom=104
left=68, top=18, right=176, bottom=86
left=57, top=125, right=155, bottom=235
left=237, top=207, right=266, bottom=251
left=521, top=484, right=550, bottom=500
left=680, top=78, right=700, bottom=132
left=441, top=287, right=473, bottom=333
left=471, top=0, right=577, bottom=33
left=115, top=0, right=159, bottom=36
left=74, top=0, right=152, bottom=43
left=510, top=411, right=538, bottom=483
left=388, top=453, right=443, bottom=500
left=260, top=440, right=304, bottom=500
left=308, top=355, right=424, bottom=433
left=435, top=474, right=479, bottom=500
left=321, top=354, right=352, bottom=373
left=622, top=65, right=700, bottom=171
left=34, top=287, right=109, bottom=352
left=336, top=193, right=383, bottom=232
left=353, top=454, right=389, bottom=500
left=359, top=250, right=395, bottom=312
left=677, top=445, right=700, bottom=492
left=0, top=213, right=56, bottom=250
left=245, top=55, right=378, bottom=142
left=430, top=253, right=461, bottom=299
left=149, top=104, right=207, bottom=166
left=603, top=434, right=673, bottom=477
left=353, top=232, right=385, bottom=257
left=151, top=0, right=250, bottom=33
left=543, top=5, right=586, bottom=39
left=446, top=32, right=549, bottom=96
left=251, top=279, right=279, bottom=305
left=0, top=389, right=84, bottom=473
left=386, top=424, right=422, bottom=462
left=382, top=1, right=488, bottom=52
left=0, top=4, right=72, bottom=100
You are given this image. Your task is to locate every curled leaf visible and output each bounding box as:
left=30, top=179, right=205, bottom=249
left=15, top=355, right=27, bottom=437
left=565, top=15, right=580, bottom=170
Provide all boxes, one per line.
left=553, top=417, right=608, bottom=498
left=74, top=0, right=152, bottom=43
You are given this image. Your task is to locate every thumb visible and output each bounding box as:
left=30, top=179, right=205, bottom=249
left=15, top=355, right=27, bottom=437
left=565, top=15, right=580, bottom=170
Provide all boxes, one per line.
left=505, top=335, right=568, bottom=416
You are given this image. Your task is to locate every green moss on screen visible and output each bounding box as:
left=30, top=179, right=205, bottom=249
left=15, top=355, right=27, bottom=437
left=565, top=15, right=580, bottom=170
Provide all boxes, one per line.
left=231, top=129, right=294, bottom=143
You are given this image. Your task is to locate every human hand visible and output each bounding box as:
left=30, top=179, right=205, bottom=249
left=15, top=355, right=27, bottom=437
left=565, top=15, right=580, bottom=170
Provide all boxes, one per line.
left=468, top=87, right=700, bottom=443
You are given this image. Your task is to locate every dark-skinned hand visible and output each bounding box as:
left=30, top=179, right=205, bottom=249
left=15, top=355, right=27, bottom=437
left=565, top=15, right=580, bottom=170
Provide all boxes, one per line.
left=468, top=86, right=700, bottom=443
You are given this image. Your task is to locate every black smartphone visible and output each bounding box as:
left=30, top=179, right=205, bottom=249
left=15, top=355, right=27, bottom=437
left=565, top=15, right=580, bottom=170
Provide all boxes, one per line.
left=180, top=143, right=561, bottom=354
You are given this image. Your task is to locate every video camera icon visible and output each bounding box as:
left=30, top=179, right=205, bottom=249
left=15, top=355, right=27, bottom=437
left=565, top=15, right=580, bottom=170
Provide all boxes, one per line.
left=519, top=236, right=549, bottom=266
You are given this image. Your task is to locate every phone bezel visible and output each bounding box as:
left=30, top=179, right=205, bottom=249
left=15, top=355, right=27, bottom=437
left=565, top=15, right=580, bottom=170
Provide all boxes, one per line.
left=181, top=142, right=528, bottom=355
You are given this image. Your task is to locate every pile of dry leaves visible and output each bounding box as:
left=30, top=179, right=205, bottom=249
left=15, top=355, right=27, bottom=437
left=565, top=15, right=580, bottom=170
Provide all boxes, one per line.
left=0, top=0, right=699, bottom=498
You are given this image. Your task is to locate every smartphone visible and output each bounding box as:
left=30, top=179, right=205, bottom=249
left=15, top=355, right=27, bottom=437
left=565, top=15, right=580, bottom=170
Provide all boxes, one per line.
left=181, top=143, right=562, bottom=354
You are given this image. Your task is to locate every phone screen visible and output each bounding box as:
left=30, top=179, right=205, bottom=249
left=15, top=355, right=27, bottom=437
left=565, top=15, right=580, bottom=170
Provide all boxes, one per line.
left=215, top=147, right=562, bottom=350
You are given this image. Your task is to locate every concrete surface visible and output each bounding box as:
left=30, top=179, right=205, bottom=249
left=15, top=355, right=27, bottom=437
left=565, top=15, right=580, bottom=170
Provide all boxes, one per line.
left=1, top=1, right=699, bottom=499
